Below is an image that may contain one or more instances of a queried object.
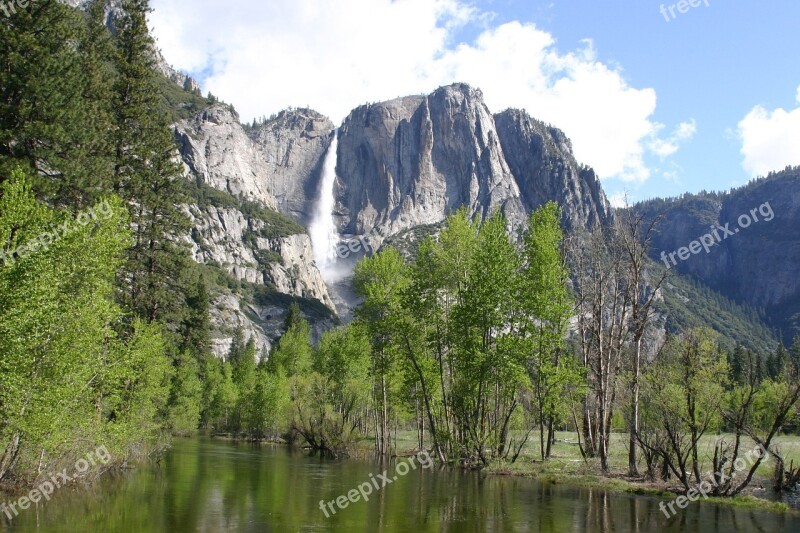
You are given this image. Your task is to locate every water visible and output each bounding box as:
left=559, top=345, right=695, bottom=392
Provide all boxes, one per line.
left=309, top=129, right=340, bottom=280
left=1, top=438, right=798, bottom=532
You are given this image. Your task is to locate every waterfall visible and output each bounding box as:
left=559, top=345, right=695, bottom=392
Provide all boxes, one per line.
left=309, top=129, right=340, bottom=279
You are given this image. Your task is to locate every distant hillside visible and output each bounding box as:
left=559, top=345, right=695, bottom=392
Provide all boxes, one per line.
left=635, top=167, right=800, bottom=344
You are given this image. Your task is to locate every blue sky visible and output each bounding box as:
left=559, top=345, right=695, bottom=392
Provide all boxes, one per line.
left=150, top=0, right=800, bottom=203
left=514, top=0, right=800, bottom=202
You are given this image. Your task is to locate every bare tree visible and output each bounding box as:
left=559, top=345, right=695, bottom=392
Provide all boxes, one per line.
left=615, top=200, right=668, bottom=477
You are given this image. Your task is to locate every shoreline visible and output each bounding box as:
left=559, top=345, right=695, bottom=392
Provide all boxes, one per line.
left=484, top=461, right=796, bottom=516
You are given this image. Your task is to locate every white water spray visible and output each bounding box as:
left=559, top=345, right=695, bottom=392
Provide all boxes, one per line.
left=309, top=129, right=341, bottom=279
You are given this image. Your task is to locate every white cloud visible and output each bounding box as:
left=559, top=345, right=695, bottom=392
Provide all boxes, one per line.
left=738, top=85, right=800, bottom=176
left=150, top=0, right=675, bottom=182
left=607, top=192, right=631, bottom=209
left=648, top=119, right=696, bottom=159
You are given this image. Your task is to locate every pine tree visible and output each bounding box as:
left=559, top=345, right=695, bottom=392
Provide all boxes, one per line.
left=790, top=336, right=800, bottom=374
left=180, top=275, right=212, bottom=356
left=228, top=327, right=246, bottom=365
left=730, top=343, right=746, bottom=384
left=0, top=0, right=113, bottom=208
left=112, top=0, right=190, bottom=324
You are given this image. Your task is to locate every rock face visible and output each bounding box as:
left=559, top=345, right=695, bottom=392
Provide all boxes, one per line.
left=635, top=168, right=800, bottom=342
left=334, top=84, right=611, bottom=249
left=171, top=84, right=616, bottom=348
left=177, top=105, right=281, bottom=210
left=494, top=109, right=611, bottom=230
left=182, top=202, right=336, bottom=359
left=249, top=110, right=335, bottom=223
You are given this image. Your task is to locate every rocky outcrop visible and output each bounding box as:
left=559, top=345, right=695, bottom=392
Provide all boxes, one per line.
left=494, top=109, right=612, bottom=230
left=333, top=84, right=612, bottom=250
left=248, top=110, right=335, bottom=223
left=183, top=203, right=336, bottom=358
left=177, top=105, right=280, bottom=210
left=335, top=85, right=527, bottom=249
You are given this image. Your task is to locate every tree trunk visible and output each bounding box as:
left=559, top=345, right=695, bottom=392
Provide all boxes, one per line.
left=629, top=337, right=641, bottom=477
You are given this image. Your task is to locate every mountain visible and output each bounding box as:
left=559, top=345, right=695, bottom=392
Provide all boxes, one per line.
left=334, top=84, right=612, bottom=252
left=635, top=167, right=800, bottom=344
left=169, top=83, right=617, bottom=343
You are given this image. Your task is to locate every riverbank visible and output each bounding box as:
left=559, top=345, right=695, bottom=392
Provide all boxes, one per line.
left=484, top=458, right=793, bottom=516
left=352, top=429, right=800, bottom=517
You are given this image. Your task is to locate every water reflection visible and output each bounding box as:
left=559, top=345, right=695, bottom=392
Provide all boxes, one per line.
left=1, top=438, right=798, bottom=532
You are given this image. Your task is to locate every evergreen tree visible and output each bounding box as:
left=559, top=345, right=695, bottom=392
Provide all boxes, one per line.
left=227, top=327, right=246, bottom=365
left=730, top=343, right=746, bottom=385
left=0, top=0, right=112, bottom=207
left=180, top=275, right=212, bottom=357
left=766, top=344, right=788, bottom=379
left=112, top=0, right=190, bottom=324
left=790, top=335, right=800, bottom=373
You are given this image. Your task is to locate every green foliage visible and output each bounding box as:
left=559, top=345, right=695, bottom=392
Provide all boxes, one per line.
left=0, top=170, right=172, bottom=481
left=167, top=352, right=203, bottom=436
left=519, top=203, right=584, bottom=459
left=267, top=312, right=313, bottom=378
left=353, top=204, right=582, bottom=464
left=155, top=72, right=213, bottom=121
left=185, top=181, right=307, bottom=244
left=639, top=329, right=730, bottom=487
left=112, top=0, right=192, bottom=325
left=0, top=0, right=115, bottom=206
left=239, top=199, right=307, bottom=238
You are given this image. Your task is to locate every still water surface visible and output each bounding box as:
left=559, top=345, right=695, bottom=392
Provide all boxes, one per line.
left=2, top=438, right=798, bottom=532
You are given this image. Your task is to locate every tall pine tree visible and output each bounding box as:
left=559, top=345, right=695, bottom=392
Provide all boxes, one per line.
left=112, top=0, right=190, bottom=324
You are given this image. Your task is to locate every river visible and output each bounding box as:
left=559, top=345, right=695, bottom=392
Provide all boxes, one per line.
left=1, top=438, right=797, bottom=532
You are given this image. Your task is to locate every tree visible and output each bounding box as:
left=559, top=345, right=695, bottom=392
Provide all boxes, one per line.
left=518, top=203, right=581, bottom=461
left=267, top=311, right=312, bottom=378
left=201, top=358, right=238, bottom=431
left=354, top=246, right=409, bottom=456
left=729, top=343, right=746, bottom=385
left=167, top=351, right=202, bottom=436
left=638, top=329, right=728, bottom=490
left=614, top=203, right=667, bottom=477
left=180, top=276, right=212, bottom=357
left=289, top=324, right=371, bottom=455
left=112, top=0, right=191, bottom=324
left=569, top=228, right=630, bottom=471
left=0, top=0, right=114, bottom=207
left=0, top=169, right=172, bottom=481
left=230, top=338, right=257, bottom=433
